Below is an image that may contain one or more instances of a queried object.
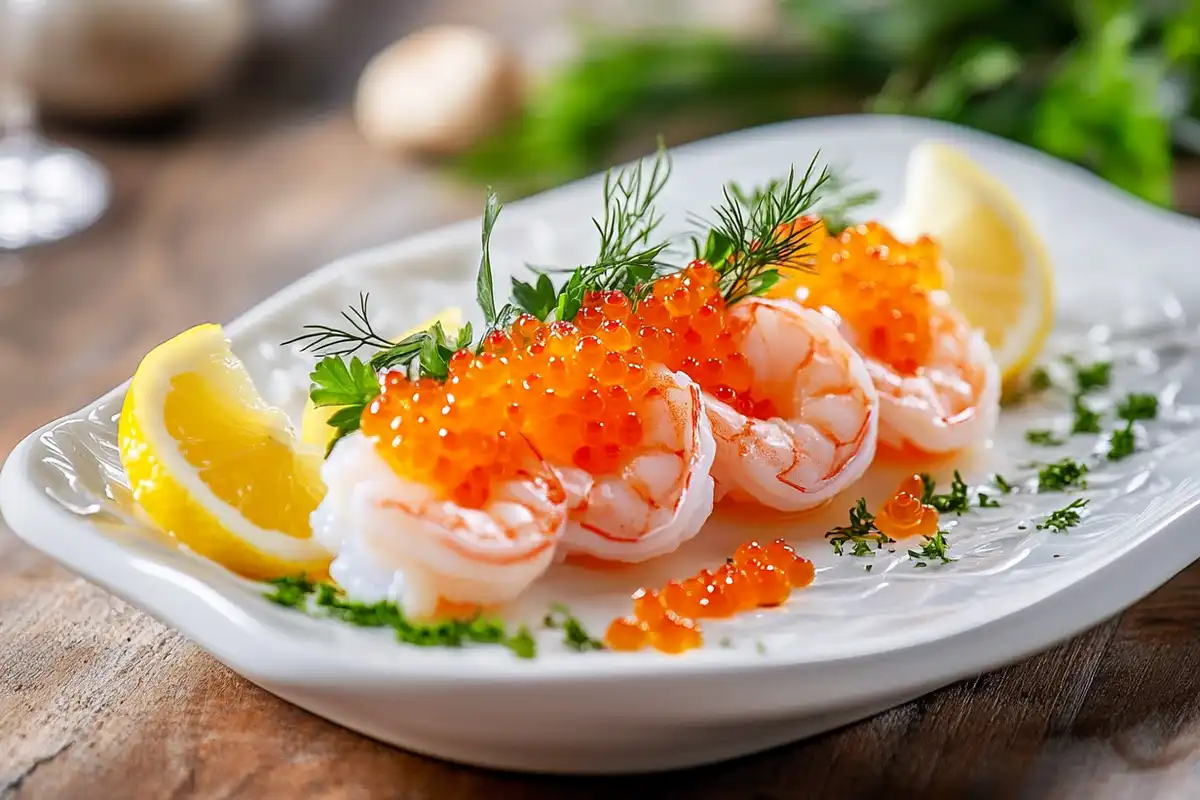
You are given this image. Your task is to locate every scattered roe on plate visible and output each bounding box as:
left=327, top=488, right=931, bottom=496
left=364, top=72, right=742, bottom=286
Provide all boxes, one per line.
left=772, top=217, right=943, bottom=375
left=362, top=312, right=658, bottom=507
left=605, top=538, right=816, bottom=654
left=875, top=473, right=940, bottom=539
left=579, top=261, right=778, bottom=420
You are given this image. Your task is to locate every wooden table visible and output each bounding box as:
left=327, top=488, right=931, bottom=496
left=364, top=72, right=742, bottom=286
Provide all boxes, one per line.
left=4, top=4, right=1200, bottom=798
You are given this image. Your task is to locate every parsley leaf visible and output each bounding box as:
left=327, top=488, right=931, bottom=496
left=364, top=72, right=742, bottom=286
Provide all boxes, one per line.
left=1106, top=420, right=1136, bottom=461
left=1116, top=393, right=1158, bottom=421
left=1037, top=458, right=1089, bottom=491
left=1074, top=360, right=1112, bottom=393
left=1071, top=394, right=1102, bottom=434
left=929, top=470, right=971, bottom=515
left=1037, top=498, right=1088, bottom=532
left=309, top=356, right=379, bottom=408
left=512, top=273, right=558, bottom=320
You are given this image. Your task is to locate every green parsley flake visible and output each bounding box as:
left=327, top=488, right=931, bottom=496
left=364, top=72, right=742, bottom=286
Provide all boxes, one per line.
left=1116, top=393, right=1158, bottom=421
left=1107, top=421, right=1137, bottom=461
left=1037, top=498, right=1089, bottom=532
left=993, top=474, right=1016, bottom=494
left=928, top=471, right=971, bottom=515
left=825, top=498, right=891, bottom=556
left=1074, top=360, right=1112, bottom=393
left=544, top=604, right=605, bottom=652
left=908, top=530, right=954, bottom=565
left=1037, top=458, right=1089, bottom=491
left=1070, top=395, right=1102, bottom=434
left=1026, top=428, right=1065, bottom=447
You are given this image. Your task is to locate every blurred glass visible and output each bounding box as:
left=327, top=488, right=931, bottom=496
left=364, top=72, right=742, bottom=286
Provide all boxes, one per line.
left=0, top=0, right=109, bottom=250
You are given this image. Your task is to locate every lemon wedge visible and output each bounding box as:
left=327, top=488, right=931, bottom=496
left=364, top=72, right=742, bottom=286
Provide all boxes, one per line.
left=119, top=324, right=331, bottom=580
left=298, top=307, right=463, bottom=450
left=892, top=142, right=1055, bottom=383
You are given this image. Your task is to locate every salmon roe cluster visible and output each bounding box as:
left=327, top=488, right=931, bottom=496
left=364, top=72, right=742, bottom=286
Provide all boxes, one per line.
left=361, top=311, right=657, bottom=508
left=605, top=537, right=816, bottom=653
left=776, top=217, right=943, bottom=375
left=874, top=473, right=940, bottom=539
left=579, top=261, right=778, bottom=420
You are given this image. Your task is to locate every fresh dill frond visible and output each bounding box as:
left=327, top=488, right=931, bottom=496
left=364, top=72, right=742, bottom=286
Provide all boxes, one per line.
left=544, top=603, right=605, bottom=652
left=281, top=292, right=396, bottom=359
left=693, top=154, right=830, bottom=305
left=1106, top=420, right=1137, bottom=461
left=513, top=143, right=673, bottom=321
left=908, top=530, right=954, bottom=565
left=1037, top=458, right=1089, bottom=491
left=1026, top=428, right=1065, bottom=447
left=825, top=498, right=891, bottom=556
left=1116, top=393, right=1158, bottom=421
left=1037, top=498, right=1088, bottom=532
left=1070, top=394, right=1102, bottom=434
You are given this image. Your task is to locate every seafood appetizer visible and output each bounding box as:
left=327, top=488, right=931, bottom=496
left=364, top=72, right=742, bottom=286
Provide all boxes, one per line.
left=118, top=141, right=1055, bottom=659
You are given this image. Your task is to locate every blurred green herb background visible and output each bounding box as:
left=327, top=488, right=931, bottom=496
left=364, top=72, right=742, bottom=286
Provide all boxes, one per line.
left=458, top=0, right=1200, bottom=205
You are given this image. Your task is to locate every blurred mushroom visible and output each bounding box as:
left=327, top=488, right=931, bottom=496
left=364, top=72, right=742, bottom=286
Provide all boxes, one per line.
left=354, top=25, right=524, bottom=159
left=26, top=0, right=250, bottom=121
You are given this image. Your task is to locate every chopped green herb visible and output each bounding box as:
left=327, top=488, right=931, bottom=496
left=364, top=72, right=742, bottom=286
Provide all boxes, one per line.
left=264, top=574, right=316, bottom=608
left=918, top=473, right=937, bottom=505
left=908, top=530, right=954, bottom=565
left=1029, top=366, right=1052, bottom=391
left=1107, top=420, right=1137, bottom=461
left=928, top=470, right=971, bottom=515
left=1037, top=498, right=1089, bottom=532
left=544, top=604, right=605, bottom=652
left=977, top=492, right=1001, bottom=509
left=825, top=498, right=891, bottom=556
left=864, top=564, right=874, bottom=573
left=1026, top=428, right=1065, bottom=447
left=993, top=474, right=1016, bottom=494
left=1037, top=458, right=1089, bottom=491
left=264, top=576, right=540, bottom=658
left=1074, top=360, right=1112, bottom=393
left=1116, top=393, right=1158, bottom=421
left=1070, top=394, right=1102, bottom=434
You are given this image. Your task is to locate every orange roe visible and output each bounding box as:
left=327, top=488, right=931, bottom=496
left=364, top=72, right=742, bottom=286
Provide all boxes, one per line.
left=604, top=537, right=816, bottom=653
left=874, top=473, right=940, bottom=539
left=771, top=218, right=943, bottom=375
left=578, top=262, right=779, bottom=420
left=362, top=312, right=656, bottom=508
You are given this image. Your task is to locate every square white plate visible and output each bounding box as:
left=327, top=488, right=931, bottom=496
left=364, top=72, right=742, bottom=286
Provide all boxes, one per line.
left=5, top=115, right=1200, bottom=774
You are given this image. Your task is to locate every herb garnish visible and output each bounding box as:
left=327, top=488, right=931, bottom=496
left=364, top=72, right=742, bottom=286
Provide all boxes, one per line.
left=918, top=472, right=937, bottom=505
left=1073, top=360, right=1112, bottom=393
left=908, top=530, right=954, bottom=566
left=1116, top=393, right=1158, bottom=421
left=1106, top=420, right=1137, bottom=461
left=1026, top=428, right=1065, bottom=447
left=1037, top=458, right=1089, bottom=491
left=977, top=493, right=1001, bottom=509
left=825, top=498, right=892, bottom=556
left=544, top=603, right=605, bottom=652
left=1037, top=498, right=1088, bottom=532
left=993, top=474, right=1016, bottom=494
left=266, top=575, right=539, bottom=658
left=693, top=155, right=830, bottom=306
left=512, top=144, right=672, bottom=321
left=1070, top=394, right=1103, bottom=434
left=927, top=471, right=971, bottom=515
left=1029, top=366, right=1052, bottom=392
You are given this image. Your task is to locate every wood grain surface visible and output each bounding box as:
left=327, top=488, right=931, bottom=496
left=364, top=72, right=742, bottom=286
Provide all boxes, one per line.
left=3, top=3, right=1200, bottom=798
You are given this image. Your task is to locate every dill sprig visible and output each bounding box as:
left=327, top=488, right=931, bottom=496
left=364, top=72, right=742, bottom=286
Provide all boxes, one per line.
left=926, top=471, right=972, bottom=515
left=512, top=143, right=673, bottom=321
left=265, top=576, right=539, bottom=658
left=543, top=603, right=605, bottom=652
left=692, top=154, right=830, bottom=306
left=1037, top=498, right=1088, bottom=532
left=908, top=530, right=954, bottom=566
left=825, top=498, right=892, bottom=556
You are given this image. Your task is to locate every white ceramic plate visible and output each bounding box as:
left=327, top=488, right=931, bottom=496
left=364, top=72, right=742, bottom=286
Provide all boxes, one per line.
left=5, top=115, right=1200, bottom=775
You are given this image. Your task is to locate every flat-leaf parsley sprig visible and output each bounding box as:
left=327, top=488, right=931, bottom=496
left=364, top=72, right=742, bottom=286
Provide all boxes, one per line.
left=825, top=498, right=893, bottom=556
left=265, top=575, right=539, bottom=658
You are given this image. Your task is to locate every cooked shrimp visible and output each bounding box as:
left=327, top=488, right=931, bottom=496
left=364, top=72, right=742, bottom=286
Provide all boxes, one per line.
left=771, top=219, right=1000, bottom=455
left=551, top=365, right=716, bottom=562
left=312, top=432, right=567, bottom=617
left=703, top=297, right=879, bottom=511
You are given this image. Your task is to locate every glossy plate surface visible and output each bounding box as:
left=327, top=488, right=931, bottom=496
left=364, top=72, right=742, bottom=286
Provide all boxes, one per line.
left=5, top=115, right=1200, bottom=773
